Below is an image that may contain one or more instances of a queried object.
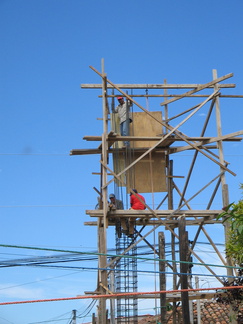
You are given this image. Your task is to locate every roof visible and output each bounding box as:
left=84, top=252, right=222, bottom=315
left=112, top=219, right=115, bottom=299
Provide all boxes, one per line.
left=136, top=300, right=243, bottom=324
left=82, top=300, right=243, bottom=323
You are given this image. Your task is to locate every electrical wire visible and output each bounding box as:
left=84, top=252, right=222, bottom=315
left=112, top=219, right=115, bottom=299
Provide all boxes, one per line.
left=0, top=243, right=237, bottom=271
left=1, top=285, right=243, bottom=306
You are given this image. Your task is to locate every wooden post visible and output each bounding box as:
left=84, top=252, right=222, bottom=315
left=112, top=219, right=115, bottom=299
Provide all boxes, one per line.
left=195, top=276, right=201, bottom=324
left=92, top=313, right=96, bottom=324
left=109, top=258, right=116, bottom=324
left=167, top=159, right=177, bottom=324
left=178, top=216, right=190, bottom=324
left=164, top=79, right=168, bottom=135
left=159, top=232, right=166, bottom=324
left=97, top=58, right=108, bottom=324
left=213, top=70, right=236, bottom=324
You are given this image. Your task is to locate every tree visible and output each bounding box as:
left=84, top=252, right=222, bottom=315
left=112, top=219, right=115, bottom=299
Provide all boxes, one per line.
left=216, top=184, right=243, bottom=323
left=217, top=183, right=243, bottom=266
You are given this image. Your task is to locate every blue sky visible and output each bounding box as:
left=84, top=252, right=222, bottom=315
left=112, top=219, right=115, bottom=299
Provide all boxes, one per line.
left=0, top=0, right=243, bottom=323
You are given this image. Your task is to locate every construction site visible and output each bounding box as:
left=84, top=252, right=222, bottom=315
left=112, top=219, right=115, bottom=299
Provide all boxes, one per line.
left=70, top=61, right=243, bottom=324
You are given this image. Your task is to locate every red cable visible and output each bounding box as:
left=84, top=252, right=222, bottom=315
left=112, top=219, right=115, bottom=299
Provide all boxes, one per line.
left=0, top=285, right=242, bottom=306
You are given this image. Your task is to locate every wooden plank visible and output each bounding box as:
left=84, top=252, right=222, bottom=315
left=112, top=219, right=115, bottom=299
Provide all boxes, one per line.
left=83, top=135, right=171, bottom=141
left=70, top=149, right=101, bottom=155
left=82, top=291, right=226, bottom=301
left=111, top=111, right=167, bottom=192
left=102, top=94, right=243, bottom=98
left=86, top=209, right=222, bottom=217
left=125, top=152, right=167, bottom=193
left=84, top=219, right=222, bottom=226
left=130, top=111, right=163, bottom=148
left=82, top=135, right=242, bottom=142
left=81, top=83, right=235, bottom=89
left=69, top=145, right=218, bottom=156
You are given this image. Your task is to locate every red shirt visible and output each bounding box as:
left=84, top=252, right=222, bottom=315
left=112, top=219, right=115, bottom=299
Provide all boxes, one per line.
left=130, top=193, right=146, bottom=210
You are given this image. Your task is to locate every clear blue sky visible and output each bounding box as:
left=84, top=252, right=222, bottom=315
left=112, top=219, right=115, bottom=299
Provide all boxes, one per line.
left=0, top=0, right=243, bottom=323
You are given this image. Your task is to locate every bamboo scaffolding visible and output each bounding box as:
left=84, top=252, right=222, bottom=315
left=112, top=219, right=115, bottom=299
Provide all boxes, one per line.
left=72, top=65, right=243, bottom=323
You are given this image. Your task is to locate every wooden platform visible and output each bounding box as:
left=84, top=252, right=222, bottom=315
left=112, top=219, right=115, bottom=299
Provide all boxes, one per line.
left=85, top=209, right=223, bottom=226
left=86, top=209, right=222, bottom=218
left=70, top=132, right=242, bottom=156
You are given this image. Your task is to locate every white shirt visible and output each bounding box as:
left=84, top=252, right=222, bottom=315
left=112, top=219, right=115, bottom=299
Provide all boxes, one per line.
left=114, top=101, right=132, bottom=124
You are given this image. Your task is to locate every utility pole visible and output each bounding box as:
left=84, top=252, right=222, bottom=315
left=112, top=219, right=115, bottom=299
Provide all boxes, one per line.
left=71, top=309, right=76, bottom=324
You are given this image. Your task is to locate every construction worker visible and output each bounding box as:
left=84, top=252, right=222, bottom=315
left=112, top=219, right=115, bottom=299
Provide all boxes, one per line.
left=109, top=194, right=129, bottom=237
left=130, top=189, right=146, bottom=210
left=109, top=193, right=124, bottom=210
left=114, top=96, right=133, bottom=146
left=129, top=189, right=146, bottom=236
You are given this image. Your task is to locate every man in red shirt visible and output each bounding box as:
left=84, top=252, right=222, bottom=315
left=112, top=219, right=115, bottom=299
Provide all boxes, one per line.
left=130, top=189, right=146, bottom=210
left=128, top=189, right=146, bottom=236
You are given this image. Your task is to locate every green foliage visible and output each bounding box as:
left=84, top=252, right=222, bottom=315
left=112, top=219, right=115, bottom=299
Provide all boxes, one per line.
left=166, top=302, right=173, bottom=311
left=217, top=184, right=243, bottom=266
left=216, top=185, right=243, bottom=322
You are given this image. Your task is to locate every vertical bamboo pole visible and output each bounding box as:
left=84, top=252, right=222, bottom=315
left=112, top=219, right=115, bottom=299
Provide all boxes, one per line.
left=178, top=216, right=190, bottom=324
left=213, top=69, right=228, bottom=202
left=213, top=69, right=232, bottom=272
left=97, top=58, right=108, bottom=324
left=195, top=276, right=201, bottom=324
left=164, top=79, right=168, bottom=135
left=167, top=159, right=177, bottom=324
left=213, top=69, right=235, bottom=324
left=159, top=232, right=166, bottom=324
left=109, top=258, right=116, bottom=324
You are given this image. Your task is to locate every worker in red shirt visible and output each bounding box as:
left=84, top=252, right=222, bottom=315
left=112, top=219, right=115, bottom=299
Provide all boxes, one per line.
left=130, top=189, right=146, bottom=210
left=128, top=189, right=146, bottom=236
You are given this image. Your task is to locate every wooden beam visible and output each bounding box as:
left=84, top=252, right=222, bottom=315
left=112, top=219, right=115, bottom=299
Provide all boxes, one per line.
left=81, top=291, right=226, bottom=301
left=86, top=209, right=222, bottom=218
left=70, top=149, right=102, bottom=155
left=69, top=145, right=218, bottom=156
left=82, top=135, right=242, bottom=142
left=81, top=83, right=235, bottom=89
left=100, top=94, right=243, bottom=98
left=84, top=219, right=222, bottom=226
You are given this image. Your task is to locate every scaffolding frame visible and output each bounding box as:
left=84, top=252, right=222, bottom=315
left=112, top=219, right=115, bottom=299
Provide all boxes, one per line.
left=71, top=61, right=243, bottom=324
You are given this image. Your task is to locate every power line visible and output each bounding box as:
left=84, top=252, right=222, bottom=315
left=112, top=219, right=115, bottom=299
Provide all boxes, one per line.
left=0, top=243, right=226, bottom=269
left=1, top=285, right=243, bottom=306
left=0, top=271, right=81, bottom=292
